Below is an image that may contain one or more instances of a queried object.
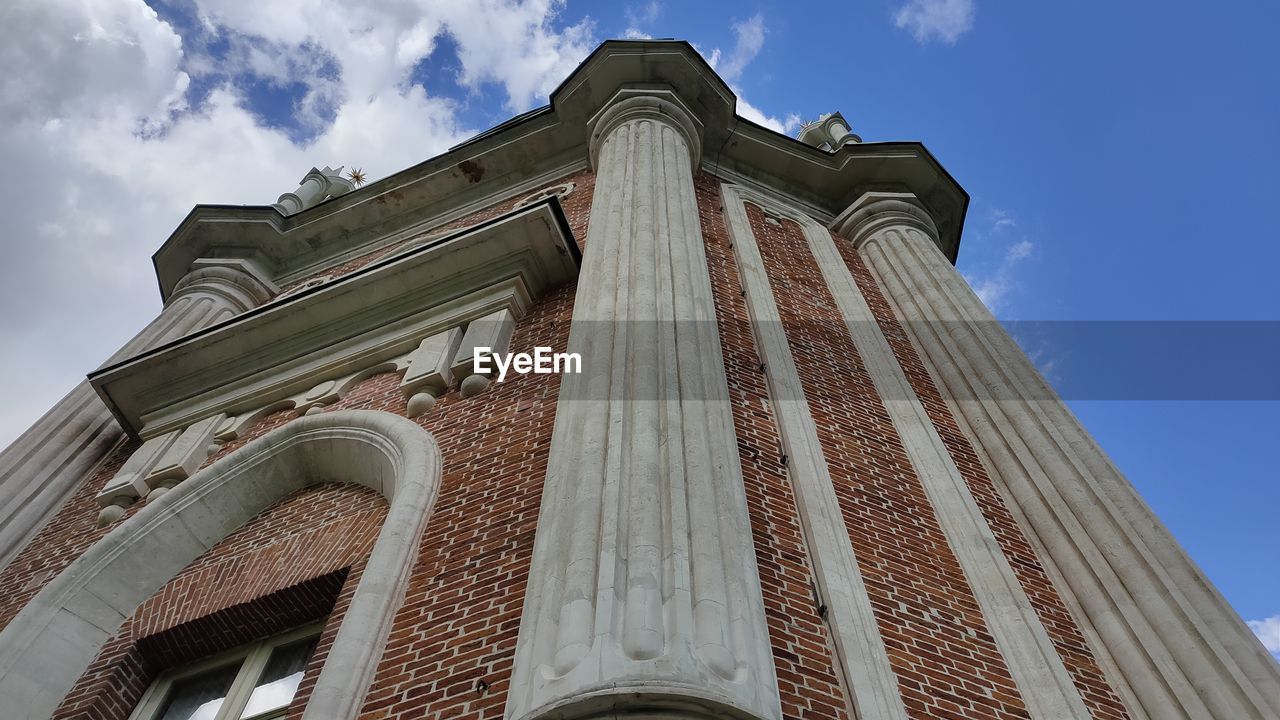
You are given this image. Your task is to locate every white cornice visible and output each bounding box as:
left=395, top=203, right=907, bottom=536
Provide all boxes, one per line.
left=150, top=41, right=967, bottom=302
left=93, top=201, right=580, bottom=437
left=271, top=158, right=588, bottom=289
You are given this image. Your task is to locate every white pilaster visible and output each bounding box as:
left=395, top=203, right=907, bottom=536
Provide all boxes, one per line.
left=841, top=192, right=1280, bottom=720
left=505, top=91, right=780, bottom=720
left=797, top=194, right=1091, bottom=719
left=719, top=184, right=908, bottom=720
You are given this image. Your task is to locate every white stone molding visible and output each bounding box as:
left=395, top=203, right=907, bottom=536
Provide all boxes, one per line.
left=214, top=402, right=296, bottom=444
left=778, top=192, right=1092, bottom=719
left=796, top=112, right=860, bottom=151
left=95, top=410, right=229, bottom=524
left=513, top=182, right=576, bottom=209
left=401, top=328, right=464, bottom=417
left=273, top=166, right=356, bottom=216
left=204, top=355, right=424, bottom=450
left=842, top=192, right=1280, bottom=720
left=267, top=160, right=588, bottom=294
left=94, top=203, right=577, bottom=438
left=505, top=93, right=779, bottom=720
left=0, top=410, right=442, bottom=720
left=97, top=431, right=179, bottom=507
left=586, top=88, right=704, bottom=170
left=718, top=183, right=908, bottom=720
left=451, top=309, right=515, bottom=379
left=108, top=259, right=278, bottom=366
left=145, top=414, right=225, bottom=490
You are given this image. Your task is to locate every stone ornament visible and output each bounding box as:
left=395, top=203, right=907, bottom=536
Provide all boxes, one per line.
left=0, top=410, right=443, bottom=720
left=512, top=182, right=576, bottom=209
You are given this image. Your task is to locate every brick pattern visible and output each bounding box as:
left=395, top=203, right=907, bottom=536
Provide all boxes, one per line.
left=695, top=173, right=852, bottom=719
left=837, top=240, right=1132, bottom=720
left=1, top=170, right=594, bottom=720
left=0, top=161, right=1129, bottom=720
left=51, top=481, right=384, bottom=720
left=744, top=205, right=1031, bottom=720
left=333, top=278, right=574, bottom=720
left=0, top=439, right=139, bottom=630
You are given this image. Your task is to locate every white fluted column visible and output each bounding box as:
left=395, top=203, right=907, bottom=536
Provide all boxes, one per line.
left=505, top=91, right=780, bottom=720
left=106, top=262, right=276, bottom=364
left=0, top=260, right=276, bottom=569
left=839, top=192, right=1280, bottom=720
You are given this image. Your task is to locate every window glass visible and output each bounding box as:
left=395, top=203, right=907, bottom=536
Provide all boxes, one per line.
left=239, top=636, right=319, bottom=718
left=132, top=625, right=322, bottom=720
left=155, top=662, right=242, bottom=720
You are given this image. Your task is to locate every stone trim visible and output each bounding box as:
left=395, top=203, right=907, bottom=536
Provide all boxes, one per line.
left=0, top=410, right=442, bottom=720
left=513, top=182, right=576, bottom=209
left=93, top=199, right=579, bottom=437
left=798, top=193, right=1092, bottom=719
left=844, top=192, right=1280, bottom=719
left=718, top=183, right=909, bottom=720
left=587, top=88, right=704, bottom=170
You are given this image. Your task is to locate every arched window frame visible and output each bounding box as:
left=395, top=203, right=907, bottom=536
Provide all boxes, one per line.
left=0, top=410, right=442, bottom=720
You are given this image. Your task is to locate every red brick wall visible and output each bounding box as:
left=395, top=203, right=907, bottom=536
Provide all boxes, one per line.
left=696, top=173, right=853, bottom=719
left=836, top=239, right=1131, bottom=720
left=51, top=481, right=385, bottom=720
left=0, top=163, right=1130, bottom=720
left=0, top=169, right=594, bottom=720
left=742, top=203, right=1031, bottom=719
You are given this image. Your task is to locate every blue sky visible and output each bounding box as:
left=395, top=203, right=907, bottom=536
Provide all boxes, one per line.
left=1, top=0, right=1276, bottom=655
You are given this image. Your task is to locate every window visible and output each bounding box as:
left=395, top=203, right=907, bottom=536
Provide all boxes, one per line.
left=128, top=624, right=322, bottom=720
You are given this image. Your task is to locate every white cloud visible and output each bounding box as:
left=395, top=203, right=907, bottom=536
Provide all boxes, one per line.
left=712, top=14, right=766, bottom=83
left=1007, top=238, right=1033, bottom=260
left=962, top=211, right=1034, bottom=313
left=991, top=207, right=1016, bottom=230
left=736, top=96, right=802, bottom=135
left=0, top=0, right=596, bottom=448
left=893, top=0, right=975, bottom=45
left=696, top=17, right=799, bottom=136
left=1248, top=615, right=1280, bottom=658
left=442, top=1, right=596, bottom=111
left=623, top=1, right=661, bottom=38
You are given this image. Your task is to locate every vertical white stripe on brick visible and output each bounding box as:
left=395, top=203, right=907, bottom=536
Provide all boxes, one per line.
left=720, top=183, right=909, bottom=720
left=729, top=183, right=1092, bottom=720
left=843, top=192, right=1280, bottom=720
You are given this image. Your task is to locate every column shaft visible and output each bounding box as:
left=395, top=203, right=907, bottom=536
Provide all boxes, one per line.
left=900, top=225, right=1280, bottom=706
left=846, top=196, right=1280, bottom=720
left=805, top=218, right=1090, bottom=718
left=505, top=95, right=779, bottom=720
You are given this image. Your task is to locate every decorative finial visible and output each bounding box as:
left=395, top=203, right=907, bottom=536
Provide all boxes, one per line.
left=347, top=167, right=367, bottom=186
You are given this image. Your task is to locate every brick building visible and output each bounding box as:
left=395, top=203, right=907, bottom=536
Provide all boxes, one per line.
left=0, top=40, right=1276, bottom=720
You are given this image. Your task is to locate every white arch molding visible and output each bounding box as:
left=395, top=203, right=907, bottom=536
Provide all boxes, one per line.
left=0, top=410, right=442, bottom=720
